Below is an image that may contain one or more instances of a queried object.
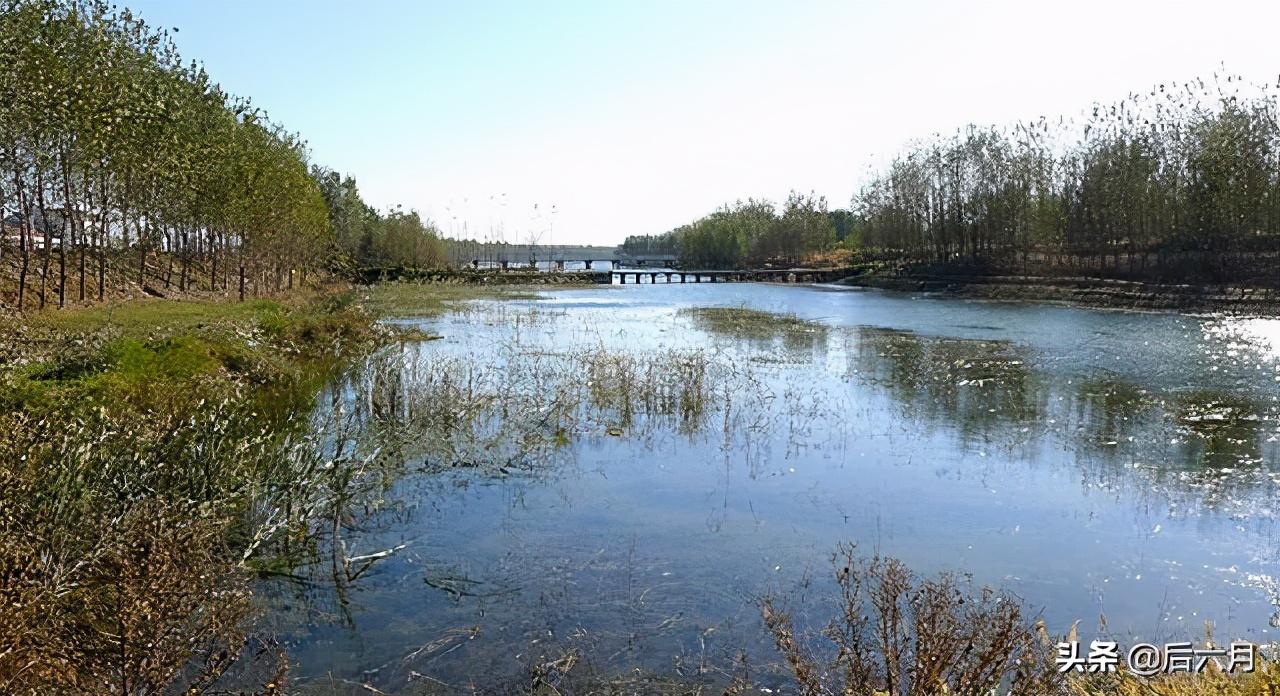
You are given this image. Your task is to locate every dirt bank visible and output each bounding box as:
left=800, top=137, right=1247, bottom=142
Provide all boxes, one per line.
left=836, top=272, right=1280, bottom=313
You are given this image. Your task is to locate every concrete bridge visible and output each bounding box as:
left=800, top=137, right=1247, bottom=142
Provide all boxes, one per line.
left=456, top=244, right=677, bottom=270
left=593, top=268, right=850, bottom=285
left=482, top=257, right=677, bottom=271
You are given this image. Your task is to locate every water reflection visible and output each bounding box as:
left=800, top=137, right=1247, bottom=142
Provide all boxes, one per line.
left=849, top=325, right=1279, bottom=517
left=252, top=286, right=1280, bottom=693
left=851, top=327, right=1043, bottom=443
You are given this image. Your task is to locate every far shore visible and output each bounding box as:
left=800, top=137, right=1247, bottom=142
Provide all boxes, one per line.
left=836, top=268, right=1280, bottom=313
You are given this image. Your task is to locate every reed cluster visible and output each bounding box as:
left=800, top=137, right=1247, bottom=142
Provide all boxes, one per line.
left=0, top=291, right=384, bottom=693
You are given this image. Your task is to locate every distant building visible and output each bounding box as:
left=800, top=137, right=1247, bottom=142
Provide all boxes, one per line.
left=2, top=212, right=61, bottom=250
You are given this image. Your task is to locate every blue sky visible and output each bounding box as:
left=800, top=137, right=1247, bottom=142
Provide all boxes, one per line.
left=126, top=0, right=1280, bottom=245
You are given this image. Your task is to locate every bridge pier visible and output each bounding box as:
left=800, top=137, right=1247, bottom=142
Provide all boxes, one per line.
left=650, top=273, right=657, bottom=284
left=584, top=260, right=593, bottom=270
left=501, top=260, right=510, bottom=271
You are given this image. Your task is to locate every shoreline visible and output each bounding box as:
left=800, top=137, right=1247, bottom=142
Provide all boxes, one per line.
left=835, top=271, right=1280, bottom=313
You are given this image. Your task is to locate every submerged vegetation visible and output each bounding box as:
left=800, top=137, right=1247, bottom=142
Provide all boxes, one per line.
left=680, top=305, right=831, bottom=357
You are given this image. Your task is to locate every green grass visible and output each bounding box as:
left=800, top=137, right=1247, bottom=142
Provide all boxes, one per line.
left=357, top=281, right=542, bottom=317
left=679, top=306, right=824, bottom=339
left=1, top=290, right=380, bottom=418
left=18, top=296, right=290, bottom=334
left=0, top=287, right=391, bottom=693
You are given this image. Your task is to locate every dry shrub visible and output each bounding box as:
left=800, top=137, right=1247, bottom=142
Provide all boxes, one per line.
left=762, top=544, right=1280, bottom=696
left=1068, top=655, right=1280, bottom=696
left=0, top=498, right=250, bottom=694
left=762, top=542, right=1059, bottom=696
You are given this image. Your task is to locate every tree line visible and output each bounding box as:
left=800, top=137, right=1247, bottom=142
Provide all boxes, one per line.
left=311, top=167, right=446, bottom=272
left=853, top=74, right=1280, bottom=284
left=622, top=191, right=840, bottom=268
left=0, top=0, right=337, bottom=310
left=0, top=0, right=451, bottom=312
left=627, top=75, right=1280, bottom=284
left=6, top=0, right=1276, bottom=299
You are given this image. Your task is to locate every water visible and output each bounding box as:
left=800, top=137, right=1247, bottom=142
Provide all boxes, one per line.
left=260, top=284, right=1280, bottom=692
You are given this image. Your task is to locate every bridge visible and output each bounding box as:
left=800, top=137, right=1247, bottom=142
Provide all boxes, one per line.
left=452, top=244, right=677, bottom=270
left=473, top=255, right=678, bottom=271
left=594, top=268, right=850, bottom=285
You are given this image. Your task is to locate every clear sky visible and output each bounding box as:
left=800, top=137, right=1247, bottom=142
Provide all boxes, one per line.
left=125, top=0, right=1280, bottom=246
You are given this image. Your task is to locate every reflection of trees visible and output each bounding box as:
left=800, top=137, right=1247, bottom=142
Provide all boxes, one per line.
left=852, top=327, right=1043, bottom=443
left=850, top=326, right=1280, bottom=513
left=1071, top=379, right=1157, bottom=450
left=1070, top=380, right=1271, bottom=473
left=1173, top=391, right=1267, bottom=469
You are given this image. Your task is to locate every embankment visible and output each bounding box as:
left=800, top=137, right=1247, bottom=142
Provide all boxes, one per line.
left=837, top=271, right=1280, bottom=312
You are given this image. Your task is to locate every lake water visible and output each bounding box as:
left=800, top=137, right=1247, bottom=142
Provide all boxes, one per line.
left=260, top=283, right=1280, bottom=693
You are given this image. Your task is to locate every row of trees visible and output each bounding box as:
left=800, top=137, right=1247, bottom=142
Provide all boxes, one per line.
left=0, top=0, right=339, bottom=311
left=622, top=192, right=839, bottom=268
left=853, top=75, right=1280, bottom=283
left=311, top=167, right=446, bottom=270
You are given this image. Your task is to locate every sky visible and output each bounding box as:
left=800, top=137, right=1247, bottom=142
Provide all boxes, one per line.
left=126, top=0, right=1280, bottom=246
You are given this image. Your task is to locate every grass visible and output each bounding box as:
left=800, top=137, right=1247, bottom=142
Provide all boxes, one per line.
left=680, top=306, right=831, bottom=359
left=680, top=306, right=824, bottom=339
left=357, top=281, right=542, bottom=318
left=0, top=287, right=390, bottom=694
left=16, top=295, right=293, bottom=333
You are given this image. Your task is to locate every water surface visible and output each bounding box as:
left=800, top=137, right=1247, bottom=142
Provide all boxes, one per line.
left=262, top=284, right=1280, bottom=692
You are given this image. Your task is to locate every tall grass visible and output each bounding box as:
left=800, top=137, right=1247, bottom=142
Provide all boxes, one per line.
left=0, top=291, right=388, bottom=693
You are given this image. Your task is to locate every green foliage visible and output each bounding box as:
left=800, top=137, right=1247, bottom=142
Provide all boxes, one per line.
left=628, top=192, right=839, bottom=268
left=0, top=0, right=337, bottom=309
left=311, top=167, right=447, bottom=271
left=852, top=75, right=1280, bottom=284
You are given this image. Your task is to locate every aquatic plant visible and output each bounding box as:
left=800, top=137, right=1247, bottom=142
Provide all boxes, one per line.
left=762, top=542, right=1054, bottom=696
left=763, top=545, right=1280, bottom=696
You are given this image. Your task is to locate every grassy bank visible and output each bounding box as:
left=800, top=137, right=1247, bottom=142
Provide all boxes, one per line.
left=3, top=283, right=1274, bottom=694
left=0, top=281, right=573, bottom=693
left=0, top=288, right=392, bottom=694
